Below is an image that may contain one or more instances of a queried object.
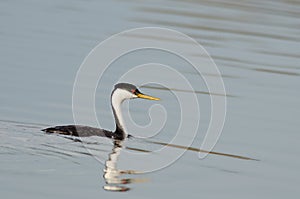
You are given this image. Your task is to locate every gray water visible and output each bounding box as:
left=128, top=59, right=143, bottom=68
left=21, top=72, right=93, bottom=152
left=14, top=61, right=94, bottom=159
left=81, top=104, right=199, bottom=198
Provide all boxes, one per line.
left=1, top=0, right=300, bottom=198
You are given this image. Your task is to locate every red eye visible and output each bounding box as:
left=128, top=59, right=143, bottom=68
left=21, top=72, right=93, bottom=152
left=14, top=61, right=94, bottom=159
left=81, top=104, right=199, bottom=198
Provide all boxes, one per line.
left=131, top=89, right=136, bottom=93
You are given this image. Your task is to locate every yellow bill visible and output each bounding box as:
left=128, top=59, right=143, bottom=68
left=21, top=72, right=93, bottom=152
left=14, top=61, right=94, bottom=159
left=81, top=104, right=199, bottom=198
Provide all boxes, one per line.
left=137, top=93, right=160, bottom=101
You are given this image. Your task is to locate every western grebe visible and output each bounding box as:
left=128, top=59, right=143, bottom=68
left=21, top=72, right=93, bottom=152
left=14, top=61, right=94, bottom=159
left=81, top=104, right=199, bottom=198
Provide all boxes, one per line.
left=42, top=83, right=160, bottom=140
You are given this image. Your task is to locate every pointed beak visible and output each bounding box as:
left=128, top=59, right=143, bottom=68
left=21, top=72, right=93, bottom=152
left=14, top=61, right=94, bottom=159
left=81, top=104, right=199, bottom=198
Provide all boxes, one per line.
left=136, top=93, right=160, bottom=101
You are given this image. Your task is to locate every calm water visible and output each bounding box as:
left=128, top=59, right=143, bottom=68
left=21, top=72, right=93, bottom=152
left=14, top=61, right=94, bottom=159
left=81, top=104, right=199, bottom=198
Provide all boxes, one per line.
left=1, top=0, right=300, bottom=198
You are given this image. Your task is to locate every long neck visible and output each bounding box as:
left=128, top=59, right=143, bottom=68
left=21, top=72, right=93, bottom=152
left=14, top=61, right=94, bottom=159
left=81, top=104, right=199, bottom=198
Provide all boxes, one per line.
left=111, top=89, right=127, bottom=138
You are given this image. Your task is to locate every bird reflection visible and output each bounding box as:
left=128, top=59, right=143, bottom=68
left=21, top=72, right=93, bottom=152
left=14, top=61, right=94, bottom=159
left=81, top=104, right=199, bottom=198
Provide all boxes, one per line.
left=51, top=135, right=257, bottom=192
left=50, top=133, right=257, bottom=192
left=103, top=140, right=148, bottom=192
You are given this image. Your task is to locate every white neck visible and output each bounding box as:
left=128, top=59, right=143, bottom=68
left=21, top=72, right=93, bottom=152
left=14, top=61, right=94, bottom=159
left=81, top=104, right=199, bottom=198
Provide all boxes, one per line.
left=111, top=89, right=136, bottom=136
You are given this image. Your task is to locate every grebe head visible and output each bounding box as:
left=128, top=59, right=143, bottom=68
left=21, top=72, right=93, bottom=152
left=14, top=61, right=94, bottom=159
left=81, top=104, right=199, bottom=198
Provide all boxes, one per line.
left=111, top=83, right=160, bottom=138
left=113, top=83, right=160, bottom=101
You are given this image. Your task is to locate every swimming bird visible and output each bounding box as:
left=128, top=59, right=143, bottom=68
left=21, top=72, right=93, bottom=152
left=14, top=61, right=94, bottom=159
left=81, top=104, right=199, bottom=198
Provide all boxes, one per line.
left=42, top=83, right=160, bottom=140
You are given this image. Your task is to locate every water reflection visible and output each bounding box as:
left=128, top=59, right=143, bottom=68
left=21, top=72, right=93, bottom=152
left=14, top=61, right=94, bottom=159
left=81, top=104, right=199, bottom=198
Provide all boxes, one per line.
left=1, top=119, right=258, bottom=194
left=147, top=140, right=259, bottom=161
left=101, top=139, right=256, bottom=193
left=103, top=140, right=148, bottom=192
left=102, top=137, right=257, bottom=192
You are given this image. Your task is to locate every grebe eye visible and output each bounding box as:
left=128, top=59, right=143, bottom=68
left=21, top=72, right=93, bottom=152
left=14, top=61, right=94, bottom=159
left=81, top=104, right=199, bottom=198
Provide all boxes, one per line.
left=131, top=89, right=136, bottom=94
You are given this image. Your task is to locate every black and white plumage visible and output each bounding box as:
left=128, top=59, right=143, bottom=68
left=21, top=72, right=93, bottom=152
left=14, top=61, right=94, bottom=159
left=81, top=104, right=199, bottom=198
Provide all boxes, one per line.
left=42, top=83, right=160, bottom=140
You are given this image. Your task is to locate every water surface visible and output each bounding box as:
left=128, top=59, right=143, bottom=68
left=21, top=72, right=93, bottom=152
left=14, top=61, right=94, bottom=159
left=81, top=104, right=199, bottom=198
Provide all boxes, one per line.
left=1, top=0, right=300, bottom=198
